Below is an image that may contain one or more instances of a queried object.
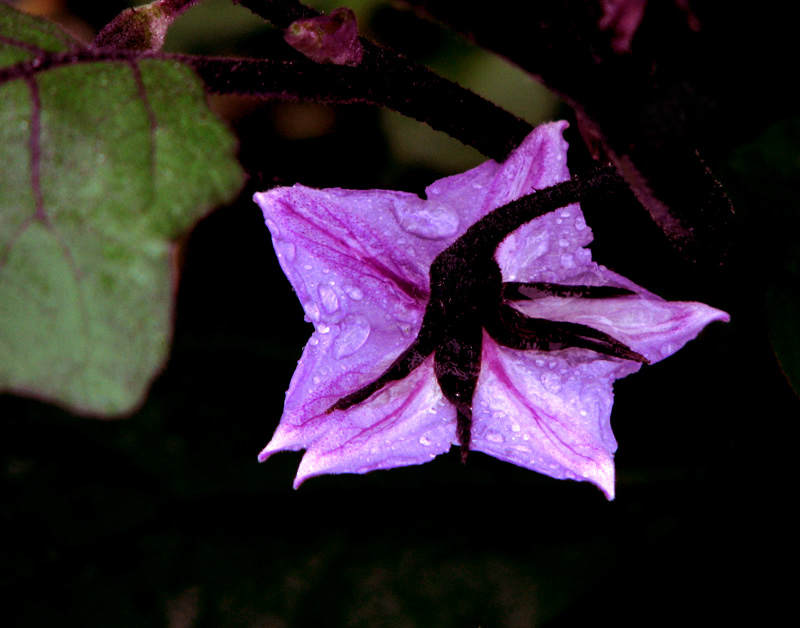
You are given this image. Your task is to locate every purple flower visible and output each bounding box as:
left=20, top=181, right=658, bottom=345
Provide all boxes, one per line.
left=254, top=122, right=728, bottom=499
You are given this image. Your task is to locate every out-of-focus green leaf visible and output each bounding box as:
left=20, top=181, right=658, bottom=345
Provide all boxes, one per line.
left=0, top=3, right=244, bottom=415
left=721, top=115, right=800, bottom=396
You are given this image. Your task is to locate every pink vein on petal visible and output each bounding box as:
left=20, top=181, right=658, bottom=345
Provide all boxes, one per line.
left=282, top=200, right=429, bottom=303
left=482, top=344, right=599, bottom=466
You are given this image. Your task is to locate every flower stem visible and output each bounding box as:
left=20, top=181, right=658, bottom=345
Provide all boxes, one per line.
left=232, top=0, right=532, bottom=160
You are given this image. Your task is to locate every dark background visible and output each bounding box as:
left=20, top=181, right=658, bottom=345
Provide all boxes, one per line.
left=2, top=1, right=797, bottom=626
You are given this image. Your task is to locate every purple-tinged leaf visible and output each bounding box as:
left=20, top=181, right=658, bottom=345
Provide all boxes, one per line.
left=254, top=122, right=728, bottom=498
left=0, top=3, right=244, bottom=414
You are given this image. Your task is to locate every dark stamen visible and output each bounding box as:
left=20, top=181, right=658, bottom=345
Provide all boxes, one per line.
left=326, top=334, right=434, bottom=413
left=486, top=304, right=649, bottom=364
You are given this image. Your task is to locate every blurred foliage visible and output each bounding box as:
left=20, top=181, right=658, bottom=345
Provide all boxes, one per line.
left=719, top=116, right=800, bottom=395
left=0, top=3, right=244, bottom=414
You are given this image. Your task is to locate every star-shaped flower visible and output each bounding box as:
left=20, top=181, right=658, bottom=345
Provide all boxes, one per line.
left=254, top=121, right=728, bottom=499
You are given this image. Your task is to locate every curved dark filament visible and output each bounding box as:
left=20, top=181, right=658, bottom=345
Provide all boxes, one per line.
left=433, top=331, right=483, bottom=462
left=326, top=292, right=448, bottom=413
left=325, top=328, right=436, bottom=413
left=486, top=304, right=649, bottom=364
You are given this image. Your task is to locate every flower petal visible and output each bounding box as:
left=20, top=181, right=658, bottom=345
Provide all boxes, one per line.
left=512, top=272, right=730, bottom=364
left=291, top=358, right=456, bottom=487
left=255, top=186, right=432, bottom=454
left=472, top=332, right=636, bottom=499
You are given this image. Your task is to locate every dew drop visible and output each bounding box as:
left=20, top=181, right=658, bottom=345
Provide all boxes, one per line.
left=541, top=372, right=562, bottom=393
left=486, top=432, right=505, bottom=443
left=344, top=286, right=364, bottom=300
left=393, top=201, right=459, bottom=239
left=318, top=284, right=340, bottom=313
left=276, top=241, right=295, bottom=261
left=574, top=216, right=587, bottom=231
left=333, top=315, right=371, bottom=359
left=560, top=253, right=576, bottom=269
left=317, top=323, right=331, bottom=334
left=304, top=302, right=321, bottom=322
left=265, top=218, right=281, bottom=238
left=308, top=336, right=319, bottom=346
left=419, top=436, right=432, bottom=447
left=511, top=423, right=521, bottom=432
left=558, top=238, right=570, bottom=248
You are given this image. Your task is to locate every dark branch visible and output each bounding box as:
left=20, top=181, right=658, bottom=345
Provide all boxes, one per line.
left=233, top=0, right=532, bottom=159
left=451, top=165, right=627, bottom=257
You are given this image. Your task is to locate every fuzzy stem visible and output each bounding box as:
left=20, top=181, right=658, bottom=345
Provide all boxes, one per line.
left=233, top=0, right=532, bottom=160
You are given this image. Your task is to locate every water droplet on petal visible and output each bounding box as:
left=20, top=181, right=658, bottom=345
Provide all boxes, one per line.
left=276, top=241, right=296, bottom=261
left=344, top=286, right=363, bottom=300
left=333, top=315, right=371, bottom=359
left=318, top=284, right=340, bottom=313
left=574, top=216, right=587, bottom=231
left=304, top=302, right=321, bottom=322
left=558, top=238, right=569, bottom=248
left=486, top=432, right=505, bottom=443
left=560, top=253, right=576, bottom=269
left=265, top=219, right=281, bottom=237
left=393, top=200, right=460, bottom=239
left=511, top=423, right=521, bottom=432
left=660, top=342, right=677, bottom=357
left=419, top=436, right=432, bottom=446
left=317, top=322, right=331, bottom=334
left=541, top=372, right=562, bottom=393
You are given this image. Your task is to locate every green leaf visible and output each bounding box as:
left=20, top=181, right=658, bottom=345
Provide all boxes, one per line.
left=721, top=115, right=800, bottom=396
left=0, top=4, right=245, bottom=415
